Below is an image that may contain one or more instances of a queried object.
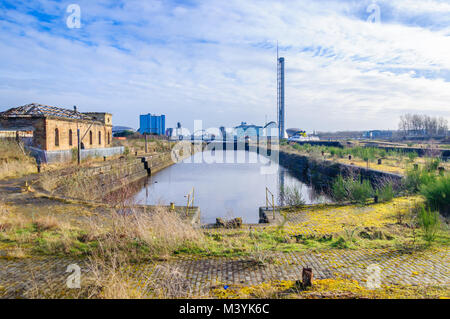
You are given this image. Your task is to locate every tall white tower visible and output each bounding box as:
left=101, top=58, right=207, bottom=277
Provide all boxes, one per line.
left=277, top=56, right=285, bottom=139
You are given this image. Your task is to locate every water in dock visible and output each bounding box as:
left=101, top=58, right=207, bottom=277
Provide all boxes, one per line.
left=131, top=150, right=329, bottom=224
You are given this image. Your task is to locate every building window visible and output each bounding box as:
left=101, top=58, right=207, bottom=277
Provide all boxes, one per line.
left=55, top=128, right=59, bottom=147
left=69, top=129, right=73, bottom=146
left=89, top=130, right=93, bottom=145
left=108, top=132, right=110, bottom=145
left=98, top=131, right=101, bottom=145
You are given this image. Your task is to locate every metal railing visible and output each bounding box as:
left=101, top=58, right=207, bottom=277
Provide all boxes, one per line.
left=185, top=187, right=195, bottom=216
left=265, top=187, right=276, bottom=220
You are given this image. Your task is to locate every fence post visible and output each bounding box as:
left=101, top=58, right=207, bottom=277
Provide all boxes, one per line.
left=272, top=193, right=275, bottom=220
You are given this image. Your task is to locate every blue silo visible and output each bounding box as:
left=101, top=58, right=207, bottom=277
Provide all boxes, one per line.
left=139, top=113, right=166, bottom=135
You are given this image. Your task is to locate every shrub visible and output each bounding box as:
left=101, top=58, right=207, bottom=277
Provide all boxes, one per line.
left=404, top=167, right=436, bottom=193
left=332, top=175, right=348, bottom=203
left=420, top=175, right=450, bottom=216
left=376, top=183, right=395, bottom=203
left=331, top=175, right=374, bottom=205
left=425, top=158, right=441, bottom=171
left=349, top=179, right=374, bottom=205
left=282, top=185, right=305, bottom=207
left=407, top=152, right=418, bottom=163
left=416, top=205, right=440, bottom=243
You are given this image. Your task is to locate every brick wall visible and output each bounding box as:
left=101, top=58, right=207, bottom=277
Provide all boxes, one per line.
left=0, top=116, right=113, bottom=151
left=45, top=118, right=112, bottom=151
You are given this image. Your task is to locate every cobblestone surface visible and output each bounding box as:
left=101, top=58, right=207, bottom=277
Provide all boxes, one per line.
left=1, top=249, right=448, bottom=298
left=0, top=257, right=86, bottom=298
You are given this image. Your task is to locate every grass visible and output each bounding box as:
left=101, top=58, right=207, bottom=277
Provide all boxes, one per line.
left=282, top=143, right=450, bottom=176
left=1, top=196, right=448, bottom=262
left=0, top=139, right=37, bottom=179
left=1, top=160, right=449, bottom=298
left=113, top=137, right=174, bottom=155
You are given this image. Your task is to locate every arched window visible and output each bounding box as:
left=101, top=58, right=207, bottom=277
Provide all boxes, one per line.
left=98, top=131, right=101, bottom=145
left=89, top=130, right=93, bottom=145
left=69, top=129, right=73, bottom=146
left=55, top=128, right=59, bottom=147
left=107, top=132, right=110, bottom=145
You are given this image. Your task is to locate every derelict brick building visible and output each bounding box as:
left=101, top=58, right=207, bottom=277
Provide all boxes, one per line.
left=0, top=103, right=123, bottom=163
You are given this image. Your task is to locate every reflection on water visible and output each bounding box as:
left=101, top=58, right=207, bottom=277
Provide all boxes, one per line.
left=131, top=150, right=329, bottom=224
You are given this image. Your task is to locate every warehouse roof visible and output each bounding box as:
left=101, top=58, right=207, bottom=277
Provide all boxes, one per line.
left=0, top=103, right=95, bottom=121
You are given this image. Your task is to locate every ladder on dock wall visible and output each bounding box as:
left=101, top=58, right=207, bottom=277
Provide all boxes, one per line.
left=185, top=187, right=195, bottom=217
left=265, top=187, right=276, bottom=220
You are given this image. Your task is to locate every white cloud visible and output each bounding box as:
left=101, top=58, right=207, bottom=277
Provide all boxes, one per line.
left=0, top=0, right=448, bottom=132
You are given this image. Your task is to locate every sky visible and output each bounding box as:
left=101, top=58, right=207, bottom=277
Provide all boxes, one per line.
left=0, top=0, right=449, bottom=132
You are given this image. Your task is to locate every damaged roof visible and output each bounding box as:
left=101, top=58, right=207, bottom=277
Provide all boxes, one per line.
left=0, top=103, right=96, bottom=121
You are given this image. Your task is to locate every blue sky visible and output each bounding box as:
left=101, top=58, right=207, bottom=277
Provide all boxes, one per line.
left=0, top=0, right=449, bottom=132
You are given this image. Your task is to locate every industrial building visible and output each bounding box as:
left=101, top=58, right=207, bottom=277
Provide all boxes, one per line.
left=138, top=113, right=165, bottom=135
left=362, top=130, right=394, bottom=139
left=0, top=103, right=122, bottom=163
left=234, top=122, right=263, bottom=140
left=263, top=121, right=278, bottom=137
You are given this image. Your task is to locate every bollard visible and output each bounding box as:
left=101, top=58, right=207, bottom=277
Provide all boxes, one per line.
left=302, top=268, right=313, bottom=288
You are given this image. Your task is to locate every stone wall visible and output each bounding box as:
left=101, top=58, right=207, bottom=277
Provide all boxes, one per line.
left=27, top=146, right=124, bottom=164
left=278, top=151, right=403, bottom=191
left=40, top=152, right=176, bottom=201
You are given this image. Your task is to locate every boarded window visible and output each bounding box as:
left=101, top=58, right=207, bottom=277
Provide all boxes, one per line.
left=55, top=128, right=59, bottom=146
left=69, top=129, right=73, bottom=146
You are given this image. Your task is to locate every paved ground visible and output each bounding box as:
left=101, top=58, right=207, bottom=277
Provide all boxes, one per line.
left=1, top=176, right=448, bottom=298
left=1, top=248, right=448, bottom=298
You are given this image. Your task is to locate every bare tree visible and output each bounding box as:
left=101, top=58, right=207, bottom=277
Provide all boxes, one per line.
left=398, top=114, right=448, bottom=138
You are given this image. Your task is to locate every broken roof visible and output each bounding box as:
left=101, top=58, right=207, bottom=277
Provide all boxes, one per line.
left=0, top=103, right=95, bottom=121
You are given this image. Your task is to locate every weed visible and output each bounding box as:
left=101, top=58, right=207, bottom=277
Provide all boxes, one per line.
left=416, top=205, right=440, bottom=244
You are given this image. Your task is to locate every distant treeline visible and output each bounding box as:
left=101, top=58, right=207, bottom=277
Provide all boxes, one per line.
left=398, top=114, right=448, bottom=138
left=316, top=114, right=449, bottom=140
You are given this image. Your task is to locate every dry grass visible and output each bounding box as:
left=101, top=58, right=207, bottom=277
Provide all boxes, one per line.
left=33, top=215, right=60, bottom=232
left=0, top=139, right=36, bottom=179
left=87, top=206, right=204, bottom=260
left=78, top=206, right=203, bottom=298
left=114, top=138, right=173, bottom=156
